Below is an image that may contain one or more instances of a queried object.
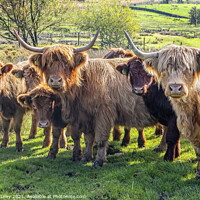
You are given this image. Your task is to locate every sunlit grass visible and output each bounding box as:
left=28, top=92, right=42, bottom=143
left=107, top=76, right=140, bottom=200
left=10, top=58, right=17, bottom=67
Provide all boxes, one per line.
left=0, top=113, right=199, bottom=199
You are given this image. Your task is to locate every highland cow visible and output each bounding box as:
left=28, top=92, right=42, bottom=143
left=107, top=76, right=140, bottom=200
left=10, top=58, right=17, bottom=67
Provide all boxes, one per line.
left=0, top=62, right=27, bottom=152
left=12, top=64, right=68, bottom=148
left=14, top=30, right=157, bottom=167
left=124, top=31, right=200, bottom=177
left=116, top=56, right=181, bottom=161
left=104, top=48, right=164, bottom=148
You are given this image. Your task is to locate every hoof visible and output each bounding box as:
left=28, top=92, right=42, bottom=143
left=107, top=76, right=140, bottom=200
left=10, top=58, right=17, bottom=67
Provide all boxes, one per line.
left=164, top=154, right=174, bottom=162
left=81, top=156, right=92, bottom=163
left=93, top=160, right=104, bottom=168
left=28, top=136, right=35, bottom=139
left=46, top=154, right=56, bottom=159
left=0, top=144, right=7, bottom=148
left=16, top=143, right=23, bottom=152
left=72, top=156, right=81, bottom=162
left=42, top=143, right=51, bottom=148
left=121, top=143, right=128, bottom=147
left=16, top=148, right=24, bottom=152
left=60, top=145, right=67, bottom=149
left=138, top=145, right=145, bottom=149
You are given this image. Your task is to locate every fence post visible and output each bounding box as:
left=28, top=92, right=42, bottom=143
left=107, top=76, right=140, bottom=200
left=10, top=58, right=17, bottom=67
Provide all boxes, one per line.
left=50, top=33, right=53, bottom=44
left=143, top=37, right=146, bottom=51
left=78, top=32, right=80, bottom=46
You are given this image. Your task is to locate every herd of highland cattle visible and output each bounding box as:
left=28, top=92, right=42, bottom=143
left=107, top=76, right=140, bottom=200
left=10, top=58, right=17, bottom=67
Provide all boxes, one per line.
left=0, top=29, right=200, bottom=178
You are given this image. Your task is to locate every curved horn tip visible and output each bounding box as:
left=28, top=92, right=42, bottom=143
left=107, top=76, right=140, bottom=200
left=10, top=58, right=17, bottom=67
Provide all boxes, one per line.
left=123, top=30, right=158, bottom=59
left=13, top=30, right=44, bottom=53
left=74, top=29, right=100, bottom=53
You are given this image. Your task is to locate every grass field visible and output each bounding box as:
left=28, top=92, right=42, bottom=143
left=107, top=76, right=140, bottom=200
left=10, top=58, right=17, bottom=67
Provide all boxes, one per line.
left=0, top=114, right=199, bottom=200
left=138, top=4, right=200, bottom=18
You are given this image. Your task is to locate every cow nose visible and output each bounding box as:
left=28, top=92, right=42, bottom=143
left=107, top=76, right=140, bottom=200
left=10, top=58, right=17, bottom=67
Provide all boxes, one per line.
left=133, top=87, right=143, bottom=94
left=38, top=121, right=49, bottom=128
left=50, top=77, right=62, bottom=85
left=169, top=84, right=183, bottom=93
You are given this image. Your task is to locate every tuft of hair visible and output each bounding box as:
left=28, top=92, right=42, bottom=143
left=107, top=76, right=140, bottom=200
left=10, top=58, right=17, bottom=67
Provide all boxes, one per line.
left=27, top=84, right=56, bottom=99
left=145, top=45, right=200, bottom=75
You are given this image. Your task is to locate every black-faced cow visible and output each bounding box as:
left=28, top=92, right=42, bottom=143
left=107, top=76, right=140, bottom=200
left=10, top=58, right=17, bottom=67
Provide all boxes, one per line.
left=116, top=56, right=181, bottom=161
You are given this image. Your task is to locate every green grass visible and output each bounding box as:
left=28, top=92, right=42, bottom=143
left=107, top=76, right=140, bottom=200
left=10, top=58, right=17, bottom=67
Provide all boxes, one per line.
left=138, top=4, right=200, bottom=18
left=127, top=4, right=200, bottom=51
left=0, top=114, right=199, bottom=200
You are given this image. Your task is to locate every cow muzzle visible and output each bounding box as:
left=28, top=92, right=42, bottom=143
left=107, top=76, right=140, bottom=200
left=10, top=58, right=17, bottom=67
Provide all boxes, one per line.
left=133, top=87, right=144, bottom=95
left=167, top=83, right=186, bottom=98
left=38, top=120, right=50, bottom=128
left=48, top=77, right=63, bottom=90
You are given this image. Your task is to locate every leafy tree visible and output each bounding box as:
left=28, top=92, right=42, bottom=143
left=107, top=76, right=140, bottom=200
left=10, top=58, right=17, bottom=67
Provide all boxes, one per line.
left=189, top=7, right=200, bottom=26
left=0, top=0, right=74, bottom=45
left=73, top=0, right=140, bottom=48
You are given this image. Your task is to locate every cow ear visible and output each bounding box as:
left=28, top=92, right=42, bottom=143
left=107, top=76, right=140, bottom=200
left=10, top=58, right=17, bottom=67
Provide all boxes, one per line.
left=73, top=52, right=87, bottom=69
left=17, top=94, right=32, bottom=108
left=11, top=69, right=24, bottom=78
left=116, top=64, right=129, bottom=76
left=1, top=64, right=13, bottom=74
left=29, top=54, right=43, bottom=70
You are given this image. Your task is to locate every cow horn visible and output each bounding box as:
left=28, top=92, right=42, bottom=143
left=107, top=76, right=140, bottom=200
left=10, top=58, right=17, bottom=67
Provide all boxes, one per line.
left=124, top=31, right=158, bottom=59
left=74, top=29, right=100, bottom=53
left=13, top=29, right=44, bottom=53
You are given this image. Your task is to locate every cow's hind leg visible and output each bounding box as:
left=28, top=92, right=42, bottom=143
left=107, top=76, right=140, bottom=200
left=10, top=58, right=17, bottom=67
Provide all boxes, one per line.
left=164, top=116, right=180, bottom=161
left=13, top=111, right=24, bottom=152
left=153, top=123, right=164, bottom=135
left=154, top=126, right=167, bottom=152
left=1, top=118, right=11, bottom=148
left=137, top=128, right=146, bottom=148
left=59, top=128, right=67, bottom=148
left=112, top=125, right=121, bottom=141
left=121, top=127, right=130, bottom=147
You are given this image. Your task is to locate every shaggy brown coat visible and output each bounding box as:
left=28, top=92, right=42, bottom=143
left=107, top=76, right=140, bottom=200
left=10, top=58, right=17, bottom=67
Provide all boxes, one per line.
left=28, top=45, right=157, bottom=167
left=142, top=44, right=200, bottom=177
left=12, top=64, right=68, bottom=148
left=0, top=62, right=27, bottom=152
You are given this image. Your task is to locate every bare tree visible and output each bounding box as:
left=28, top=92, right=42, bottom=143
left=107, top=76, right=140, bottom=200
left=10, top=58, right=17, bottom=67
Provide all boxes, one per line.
left=0, top=0, right=73, bottom=46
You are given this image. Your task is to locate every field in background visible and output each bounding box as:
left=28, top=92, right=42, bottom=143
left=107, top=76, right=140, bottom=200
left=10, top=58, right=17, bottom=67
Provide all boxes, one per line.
left=0, top=114, right=199, bottom=200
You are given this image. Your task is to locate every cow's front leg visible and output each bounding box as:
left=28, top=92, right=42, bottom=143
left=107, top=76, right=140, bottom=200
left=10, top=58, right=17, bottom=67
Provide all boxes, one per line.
left=71, top=126, right=82, bottom=161
left=47, top=127, right=61, bottom=159
left=81, top=133, right=94, bottom=163
left=93, top=140, right=108, bottom=167
left=1, top=118, right=11, bottom=148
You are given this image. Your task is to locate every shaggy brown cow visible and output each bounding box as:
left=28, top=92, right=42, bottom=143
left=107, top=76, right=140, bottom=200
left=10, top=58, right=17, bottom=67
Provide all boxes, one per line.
left=12, top=64, right=68, bottom=148
left=104, top=48, right=164, bottom=148
left=0, top=62, right=27, bottom=152
left=124, top=31, right=200, bottom=177
left=14, top=30, right=157, bottom=167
